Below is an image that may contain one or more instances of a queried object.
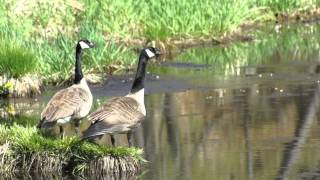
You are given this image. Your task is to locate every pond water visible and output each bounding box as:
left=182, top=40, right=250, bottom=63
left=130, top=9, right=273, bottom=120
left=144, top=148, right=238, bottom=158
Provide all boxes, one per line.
left=1, top=22, right=320, bottom=179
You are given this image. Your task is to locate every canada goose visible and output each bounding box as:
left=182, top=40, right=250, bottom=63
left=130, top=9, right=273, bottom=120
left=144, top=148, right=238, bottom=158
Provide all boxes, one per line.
left=82, top=47, right=161, bottom=146
left=37, top=39, right=95, bottom=137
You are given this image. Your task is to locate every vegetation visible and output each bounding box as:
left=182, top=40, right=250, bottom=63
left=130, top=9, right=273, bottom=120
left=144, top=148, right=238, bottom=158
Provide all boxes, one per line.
left=0, top=124, right=143, bottom=173
left=0, top=81, right=13, bottom=96
left=0, top=42, right=38, bottom=78
left=0, top=0, right=318, bottom=83
left=154, top=23, right=320, bottom=77
left=256, top=0, right=318, bottom=12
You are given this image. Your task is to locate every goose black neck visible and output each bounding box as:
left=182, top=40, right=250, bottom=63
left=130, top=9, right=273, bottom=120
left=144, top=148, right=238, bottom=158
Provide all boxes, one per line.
left=74, top=45, right=83, bottom=84
left=130, top=53, right=148, bottom=93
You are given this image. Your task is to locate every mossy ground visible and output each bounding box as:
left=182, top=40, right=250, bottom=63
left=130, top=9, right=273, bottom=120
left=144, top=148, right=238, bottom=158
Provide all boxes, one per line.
left=0, top=124, right=143, bottom=174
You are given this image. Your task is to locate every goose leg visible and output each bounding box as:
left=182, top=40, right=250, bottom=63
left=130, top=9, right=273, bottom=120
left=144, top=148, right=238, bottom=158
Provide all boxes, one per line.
left=59, top=126, right=64, bottom=139
left=74, top=119, right=80, bottom=135
left=110, top=135, right=115, bottom=147
left=127, top=131, right=133, bottom=147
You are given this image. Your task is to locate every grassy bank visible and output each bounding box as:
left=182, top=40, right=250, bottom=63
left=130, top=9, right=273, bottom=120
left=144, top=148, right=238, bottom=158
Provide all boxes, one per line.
left=0, top=124, right=143, bottom=174
left=151, top=22, right=320, bottom=78
left=0, top=0, right=319, bottom=85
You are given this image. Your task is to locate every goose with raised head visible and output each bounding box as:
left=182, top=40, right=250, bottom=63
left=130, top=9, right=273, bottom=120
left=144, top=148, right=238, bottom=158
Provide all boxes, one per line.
left=37, top=39, right=95, bottom=136
left=82, top=47, right=161, bottom=146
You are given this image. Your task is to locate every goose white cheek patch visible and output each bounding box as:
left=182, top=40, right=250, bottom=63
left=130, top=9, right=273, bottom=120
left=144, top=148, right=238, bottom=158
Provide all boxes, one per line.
left=79, top=41, right=90, bottom=49
left=145, top=49, right=155, bottom=58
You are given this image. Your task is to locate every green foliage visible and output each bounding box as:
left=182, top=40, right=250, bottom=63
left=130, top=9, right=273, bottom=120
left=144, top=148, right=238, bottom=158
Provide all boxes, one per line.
left=0, top=81, right=13, bottom=96
left=0, top=124, right=142, bottom=159
left=0, top=0, right=136, bottom=83
left=255, top=0, right=317, bottom=12
left=0, top=124, right=144, bottom=170
left=153, top=23, right=320, bottom=78
left=144, top=0, right=270, bottom=39
left=0, top=41, right=38, bottom=78
left=0, top=0, right=318, bottom=83
left=0, top=114, right=38, bottom=126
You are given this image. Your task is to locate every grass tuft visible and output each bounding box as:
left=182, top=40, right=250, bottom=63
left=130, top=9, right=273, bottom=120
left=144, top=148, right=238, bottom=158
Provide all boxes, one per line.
left=0, top=124, right=142, bottom=159
left=255, top=0, right=317, bottom=12
left=0, top=41, right=38, bottom=78
left=0, top=124, right=144, bottom=173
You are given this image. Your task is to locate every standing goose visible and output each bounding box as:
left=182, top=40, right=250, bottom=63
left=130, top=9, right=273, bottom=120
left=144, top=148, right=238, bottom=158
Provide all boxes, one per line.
left=82, top=47, right=161, bottom=146
left=37, top=39, right=95, bottom=136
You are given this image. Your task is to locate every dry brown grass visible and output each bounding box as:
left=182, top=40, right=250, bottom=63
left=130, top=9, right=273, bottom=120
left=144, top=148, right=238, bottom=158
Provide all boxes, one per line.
left=0, top=75, right=41, bottom=97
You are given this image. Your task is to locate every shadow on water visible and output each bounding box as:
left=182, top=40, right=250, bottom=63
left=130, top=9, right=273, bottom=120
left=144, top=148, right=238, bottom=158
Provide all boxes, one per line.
left=276, top=84, right=320, bottom=180
left=1, top=23, right=320, bottom=179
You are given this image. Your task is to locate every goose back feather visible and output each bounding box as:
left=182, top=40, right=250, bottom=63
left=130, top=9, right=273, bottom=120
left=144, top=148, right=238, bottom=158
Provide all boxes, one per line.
left=82, top=96, right=145, bottom=139
left=39, top=79, right=93, bottom=128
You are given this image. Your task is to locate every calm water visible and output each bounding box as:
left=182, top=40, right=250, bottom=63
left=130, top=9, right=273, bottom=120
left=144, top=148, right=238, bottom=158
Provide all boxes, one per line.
left=1, top=23, right=320, bottom=179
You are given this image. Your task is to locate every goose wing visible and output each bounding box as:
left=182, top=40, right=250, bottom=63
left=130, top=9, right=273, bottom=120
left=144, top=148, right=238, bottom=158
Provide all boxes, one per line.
left=82, top=97, right=145, bottom=139
left=39, top=86, right=90, bottom=127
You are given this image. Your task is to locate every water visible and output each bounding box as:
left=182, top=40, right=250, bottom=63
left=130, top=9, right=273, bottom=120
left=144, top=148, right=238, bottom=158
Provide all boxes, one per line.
left=1, top=23, right=320, bottom=179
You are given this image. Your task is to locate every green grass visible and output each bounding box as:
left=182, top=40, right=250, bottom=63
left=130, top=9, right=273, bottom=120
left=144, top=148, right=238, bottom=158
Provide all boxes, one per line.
left=143, top=0, right=270, bottom=40
left=0, top=124, right=143, bottom=173
left=0, top=0, right=318, bottom=83
left=255, top=0, right=317, bottom=12
left=0, top=124, right=142, bottom=159
left=0, top=41, right=38, bottom=78
left=0, top=114, right=39, bottom=126
left=151, top=23, right=320, bottom=77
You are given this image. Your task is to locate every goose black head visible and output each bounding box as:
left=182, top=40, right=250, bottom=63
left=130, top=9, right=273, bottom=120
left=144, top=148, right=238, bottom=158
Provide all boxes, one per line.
left=142, top=47, right=161, bottom=59
left=77, top=39, right=95, bottom=49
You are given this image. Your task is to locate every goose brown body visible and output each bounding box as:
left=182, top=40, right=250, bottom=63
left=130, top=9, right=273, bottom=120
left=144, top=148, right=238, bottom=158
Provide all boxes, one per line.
left=81, top=47, right=161, bottom=146
left=82, top=95, right=145, bottom=139
left=39, top=79, right=93, bottom=128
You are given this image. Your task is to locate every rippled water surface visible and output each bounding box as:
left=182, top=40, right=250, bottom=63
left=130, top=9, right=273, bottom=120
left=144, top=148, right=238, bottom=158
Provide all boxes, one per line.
left=1, top=23, right=320, bottom=179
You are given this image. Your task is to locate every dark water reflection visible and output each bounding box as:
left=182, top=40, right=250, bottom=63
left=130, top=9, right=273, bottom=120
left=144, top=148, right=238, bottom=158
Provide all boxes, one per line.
left=3, top=66, right=320, bottom=179
left=2, top=23, right=320, bottom=179
left=142, top=83, right=320, bottom=180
